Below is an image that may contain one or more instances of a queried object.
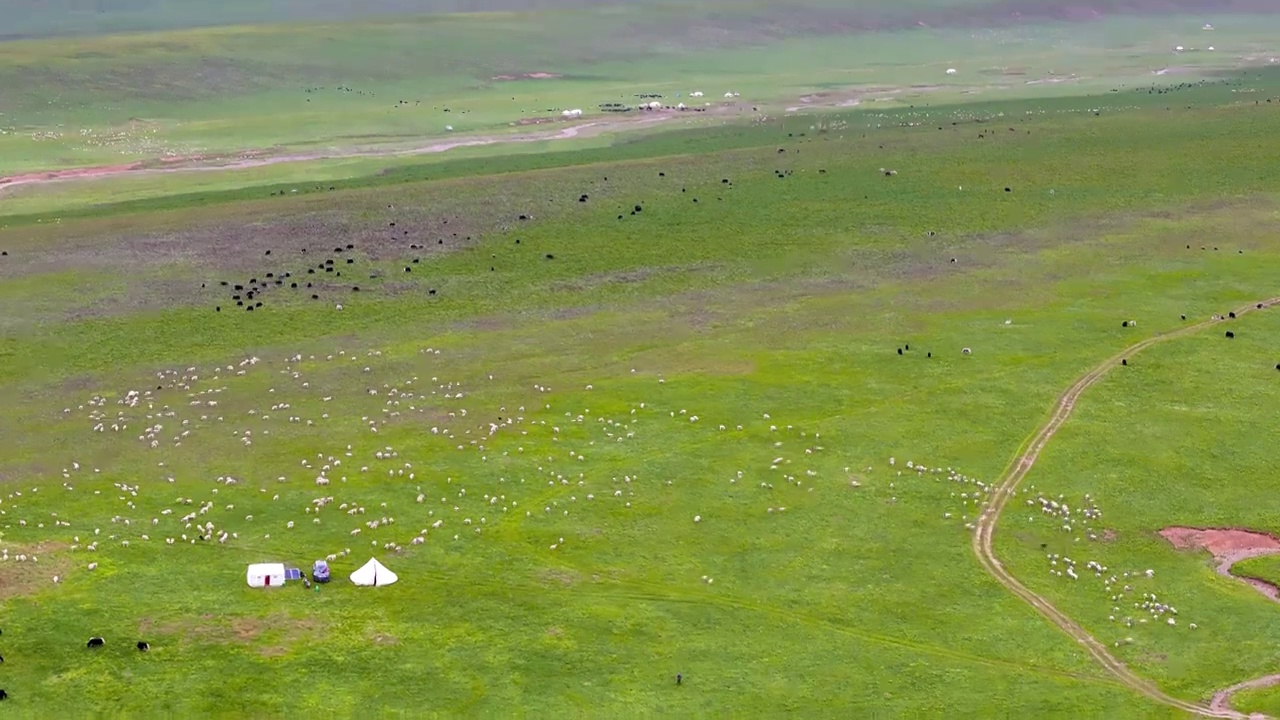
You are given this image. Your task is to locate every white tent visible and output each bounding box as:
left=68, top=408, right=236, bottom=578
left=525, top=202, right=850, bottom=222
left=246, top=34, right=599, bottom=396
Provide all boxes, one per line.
left=350, top=557, right=398, bottom=587
left=247, top=562, right=286, bottom=588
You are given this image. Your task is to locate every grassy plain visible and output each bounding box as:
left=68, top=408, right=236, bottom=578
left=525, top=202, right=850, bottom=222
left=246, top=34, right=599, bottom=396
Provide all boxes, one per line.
left=1, top=3, right=1277, bottom=175
left=1, top=69, right=1280, bottom=715
left=5, top=3, right=1280, bottom=717
left=1232, top=556, right=1280, bottom=589
left=1235, top=685, right=1280, bottom=718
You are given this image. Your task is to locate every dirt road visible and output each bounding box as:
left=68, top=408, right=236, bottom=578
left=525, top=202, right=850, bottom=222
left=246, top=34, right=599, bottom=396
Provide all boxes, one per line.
left=0, top=114, right=675, bottom=196
left=973, top=297, right=1280, bottom=719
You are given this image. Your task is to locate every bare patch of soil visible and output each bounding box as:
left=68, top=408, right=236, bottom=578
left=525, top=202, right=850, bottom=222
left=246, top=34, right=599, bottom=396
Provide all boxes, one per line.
left=538, top=568, right=581, bottom=586
left=0, top=542, right=70, bottom=600
left=788, top=85, right=925, bottom=112
left=140, top=613, right=325, bottom=657
left=1159, top=526, right=1280, bottom=558
left=367, top=630, right=399, bottom=646
left=0, top=115, right=677, bottom=196
left=0, top=162, right=144, bottom=190
left=492, top=72, right=562, bottom=81
left=1159, top=526, right=1280, bottom=602
left=551, top=267, right=660, bottom=293
left=1211, top=673, right=1280, bottom=715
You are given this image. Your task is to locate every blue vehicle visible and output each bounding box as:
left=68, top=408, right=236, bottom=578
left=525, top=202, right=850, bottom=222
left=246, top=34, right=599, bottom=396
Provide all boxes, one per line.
left=312, top=560, right=331, bottom=583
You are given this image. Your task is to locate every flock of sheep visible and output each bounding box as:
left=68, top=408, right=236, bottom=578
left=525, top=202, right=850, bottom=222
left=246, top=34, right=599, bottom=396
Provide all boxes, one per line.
left=2, top=347, right=852, bottom=589
left=0, top=336, right=1205, bottom=668
left=887, top=455, right=1201, bottom=646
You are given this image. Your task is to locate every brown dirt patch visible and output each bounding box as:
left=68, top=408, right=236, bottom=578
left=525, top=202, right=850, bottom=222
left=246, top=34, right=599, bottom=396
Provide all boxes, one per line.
left=0, top=541, right=70, bottom=600
left=1159, top=527, right=1280, bottom=559
left=538, top=568, right=581, bottom=586
left=231, top=617, right=266, bottom=641
left=56, top=373, right=101, bottom=394
left=551, top=267, right=660, bottom=293
left=369, top=632, right=399, bottom=646
left=1211, top=673, right=1280, bottom=715
left=0, top=163, right=144, bottom=191
left=1160, top=526, right=1280, bottom=604
left=140, top=613, right=324, bottom=657
left=492, top=72, right=562, bottom=81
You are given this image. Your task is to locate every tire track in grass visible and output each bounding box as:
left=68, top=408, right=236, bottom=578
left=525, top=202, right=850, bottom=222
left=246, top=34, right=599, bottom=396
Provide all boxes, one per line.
left=974, top=296, right=1280, bottom=719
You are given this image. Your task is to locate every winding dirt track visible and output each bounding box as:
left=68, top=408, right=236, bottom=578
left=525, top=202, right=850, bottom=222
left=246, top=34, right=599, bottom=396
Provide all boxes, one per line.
left=0, top=116, right=674, bottom=196
left=973, top=296, right=1280, bottom=719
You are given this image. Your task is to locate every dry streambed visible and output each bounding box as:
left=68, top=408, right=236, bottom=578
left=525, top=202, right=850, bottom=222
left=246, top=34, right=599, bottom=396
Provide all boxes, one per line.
left=1161, top=526, right=1280, bottom=717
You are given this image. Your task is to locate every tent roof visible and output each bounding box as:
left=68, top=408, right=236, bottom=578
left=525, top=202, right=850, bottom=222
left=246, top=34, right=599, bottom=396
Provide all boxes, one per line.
left=247, top=562, right=285, bottom=574
left=349, top=557, right=398, bottom=586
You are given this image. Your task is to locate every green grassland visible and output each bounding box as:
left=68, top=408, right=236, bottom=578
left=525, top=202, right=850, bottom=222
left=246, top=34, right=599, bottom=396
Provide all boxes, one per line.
left=1, top=0, right=996, bottom=38
left=1, top=2, right=1277, bottom=176
left=1233, top=555, right=1280, bottom=588
left=2, top=57, right=1280, bottom=716
left=1235, top=685, right=1280, bottom=718
left=2, top=63, right=1275, bottom=223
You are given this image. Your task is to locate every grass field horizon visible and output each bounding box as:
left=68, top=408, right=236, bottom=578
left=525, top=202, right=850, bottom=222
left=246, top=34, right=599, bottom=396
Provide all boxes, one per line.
left=5, top=3, right=1280, bottom=718
left=2, top=0, right=1278, bottom=182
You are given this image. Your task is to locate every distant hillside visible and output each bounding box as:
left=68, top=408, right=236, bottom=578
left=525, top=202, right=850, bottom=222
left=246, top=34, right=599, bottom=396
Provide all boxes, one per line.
left=0, top=0, right=668, bottom=38
left=3, top=0, right=1275, bottom=40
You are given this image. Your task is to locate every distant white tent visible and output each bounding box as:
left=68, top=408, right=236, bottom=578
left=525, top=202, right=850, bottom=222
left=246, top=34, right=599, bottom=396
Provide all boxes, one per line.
left=247, top=562, right=286, bottom=588
left=350, top=557, right=398, bottom=587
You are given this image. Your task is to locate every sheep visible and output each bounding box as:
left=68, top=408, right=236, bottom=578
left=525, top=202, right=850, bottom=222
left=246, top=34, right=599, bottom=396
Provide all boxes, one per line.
left=1226, top=331, right=1235, bottom=339
left=87, top=637, right=105, bottom=648
left=137, top=641, right=149, bottom=652
left=962, top=347, right=972, bottom=355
